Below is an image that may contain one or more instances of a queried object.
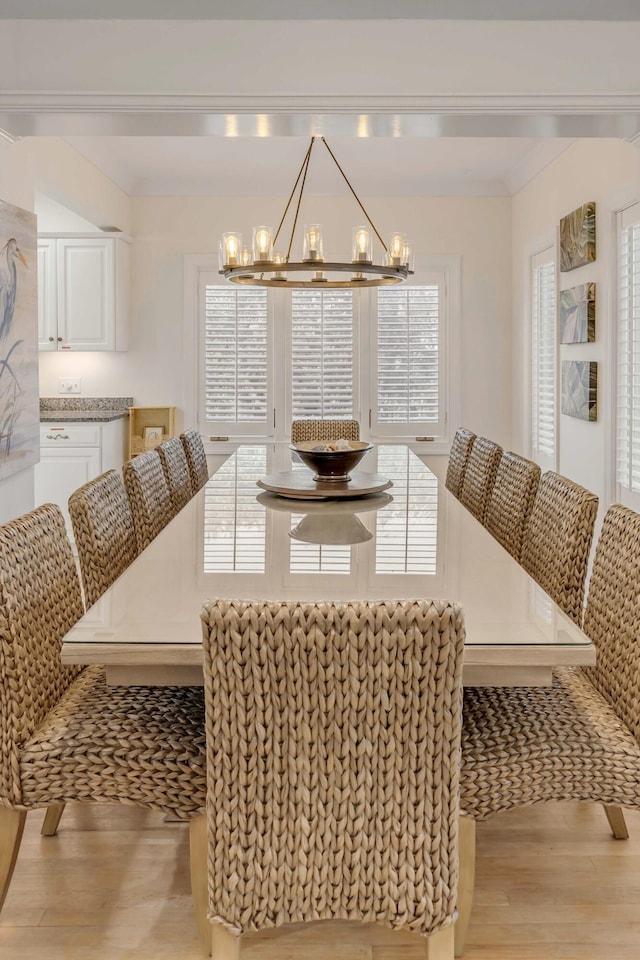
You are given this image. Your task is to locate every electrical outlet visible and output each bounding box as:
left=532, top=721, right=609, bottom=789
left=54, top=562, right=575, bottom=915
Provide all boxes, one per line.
left=59, top=378, right=81, bottom=395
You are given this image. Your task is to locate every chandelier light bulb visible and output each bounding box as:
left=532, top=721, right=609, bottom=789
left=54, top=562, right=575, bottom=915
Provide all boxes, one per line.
left=273, top=252, right=287, bottom=281
left=352, top=227, right=372, bottom=264
left=387, top=233, right=407, bottom=267
left=303, top=224, right=324, bottom=262
left=241, top=247, right=252, bottom=267
left=220, top=232, right=242, bottom=268
left=252, top=226, right=274, bottom=263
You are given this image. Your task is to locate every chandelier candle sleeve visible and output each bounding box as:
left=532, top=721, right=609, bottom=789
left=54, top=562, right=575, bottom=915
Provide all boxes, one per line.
left=221, top=232, right=242, bottom=268
left=387, top=233, right=407, bottom=267
left=253, top=226, right=273, bottom=263
left=303, top=224, right=323, bottom=262
left=352, top=227, right=373, bottom=264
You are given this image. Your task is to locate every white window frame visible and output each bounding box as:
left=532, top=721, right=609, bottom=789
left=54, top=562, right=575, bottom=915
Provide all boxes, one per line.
left=185, top=254, right=460, bottom=456
left=615, top=201, right=640, bottom=511
left=530, top=246, right=558, bottom=472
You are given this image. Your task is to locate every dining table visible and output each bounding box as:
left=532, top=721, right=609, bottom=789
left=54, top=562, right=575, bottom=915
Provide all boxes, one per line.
left=61, top=443, right=595, bottom=687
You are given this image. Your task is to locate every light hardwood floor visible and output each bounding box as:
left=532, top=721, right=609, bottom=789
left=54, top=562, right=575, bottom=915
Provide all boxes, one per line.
left=1, top=802, right=639, bottom=959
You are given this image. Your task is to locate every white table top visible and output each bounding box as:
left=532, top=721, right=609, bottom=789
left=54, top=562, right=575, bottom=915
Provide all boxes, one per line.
left=62, top=444, right=595, bottom=687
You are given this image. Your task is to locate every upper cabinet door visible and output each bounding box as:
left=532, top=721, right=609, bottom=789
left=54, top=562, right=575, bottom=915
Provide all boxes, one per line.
left=56, top=238, right=116, bottom=350
left=37, top=239, right=58, bottom=351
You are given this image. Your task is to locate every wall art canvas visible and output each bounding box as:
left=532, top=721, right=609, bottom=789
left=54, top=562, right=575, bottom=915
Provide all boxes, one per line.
left=559, top=282, right=596, bottom=344
left=561, top=360, right=597, bottom=421
left=559, top=201, right=596, bottom=272
left=0, top=199, right=39, bottom=481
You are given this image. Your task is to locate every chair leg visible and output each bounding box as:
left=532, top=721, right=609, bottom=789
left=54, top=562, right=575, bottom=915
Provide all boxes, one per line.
left=211, top=923, right=241, bottom=960
left=602, top=804, right=629, bottom=840
left=189, top=814, right=211, bottom=956
left=425, top=923, right=454, bottom=960
left=455, top=815, right=476, bottom=958
left=41, top=803, right=65, bottom=837
left=0, top=808, right=27, bottom=913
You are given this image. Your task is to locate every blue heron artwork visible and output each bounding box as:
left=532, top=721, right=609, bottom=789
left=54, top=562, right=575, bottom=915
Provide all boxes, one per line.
left=0, top=200, right=39, bottom=481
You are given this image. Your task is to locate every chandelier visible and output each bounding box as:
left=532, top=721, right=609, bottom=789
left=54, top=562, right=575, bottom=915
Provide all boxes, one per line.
left=219, top=137, right=414, bottom=289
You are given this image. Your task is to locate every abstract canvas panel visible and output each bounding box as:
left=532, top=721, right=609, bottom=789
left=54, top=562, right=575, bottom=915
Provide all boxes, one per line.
left=559, top=282, right=596, bottom=344
left=559, top=202, right=596, bottom=272
left=0, top=199, right=39, bottom=480
left=561, top=360, right=597, bottom=421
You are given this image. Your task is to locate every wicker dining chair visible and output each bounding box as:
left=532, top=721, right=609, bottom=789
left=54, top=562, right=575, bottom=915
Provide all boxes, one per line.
left=520, top=471, right=598, bottom=625
left=69, top=469, right=138, bottom=608
left=456, top=504, right=640, bottom=956
left=291, top=419, right=360, bottom=443
left=445, top=427, right=476, bottom=499
left=181, top=428, right=209, bottom=492
left=458, top=436, right=503, bottom=524
left=484, top=451, right=541, bottom=561
left=198, top=598, right=466, bottom=960
left=0, top=503, right=207, bottom=926
left=123, top=449, right=173, bottom=552
left=157, top=435, right=193, bottom=516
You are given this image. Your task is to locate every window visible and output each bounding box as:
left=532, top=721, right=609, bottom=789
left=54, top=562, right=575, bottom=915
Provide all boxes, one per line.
left=616, top=203, right=640, bottom=508
left=290, top=288, right=355, bottom=420
left=372, top=281, right=445, bottom=438
left=197, top=258, right=458, bottom=447
left=203, top=285, right=271, bottom=436
left=531, top=247, right=557, bottom=471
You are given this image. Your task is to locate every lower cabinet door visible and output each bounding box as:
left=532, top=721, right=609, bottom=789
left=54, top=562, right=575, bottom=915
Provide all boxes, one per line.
left=34, top=447, right=102, bottom=536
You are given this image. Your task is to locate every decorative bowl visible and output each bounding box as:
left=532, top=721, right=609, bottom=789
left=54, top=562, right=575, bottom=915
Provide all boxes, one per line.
left=290, top=440, right=374, bottom=482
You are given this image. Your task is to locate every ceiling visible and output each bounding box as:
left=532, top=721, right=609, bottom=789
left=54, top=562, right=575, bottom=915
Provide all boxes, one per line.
left=3, top=9, right=625, bottom=197
left=1, top=1, right=638, bottom=19
left=65, top=136, right=573, bottom=198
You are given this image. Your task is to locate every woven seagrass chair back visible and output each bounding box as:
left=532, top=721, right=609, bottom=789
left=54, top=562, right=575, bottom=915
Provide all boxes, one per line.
left=180, top=429, right=209, bottom=491
left=459, top=436, right=503, bottom=523
left=122, top=450, right=173, bottom=552
left=445, top=427, right=476, bottom=498
left=157, top=436, right=193, bottom=515
left=69, top=469, right=138, bottom=608
left=583, top=504, right=640, bottom=744
left=291, top=419, right=360, bottom=443
left=485, top=451, right=541, bottom=561
left=521, top=471, right=598, bottom=625
left=0, top=504, right=83, bottom=806
left=201, top=598, right=465, bottom=937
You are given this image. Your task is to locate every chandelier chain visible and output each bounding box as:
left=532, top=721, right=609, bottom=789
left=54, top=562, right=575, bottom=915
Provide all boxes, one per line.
left=319, top=137, right=388, bottom=253
left=286, top=139, right=313, bottom=264
left=272, top=136, right=314, bottom=256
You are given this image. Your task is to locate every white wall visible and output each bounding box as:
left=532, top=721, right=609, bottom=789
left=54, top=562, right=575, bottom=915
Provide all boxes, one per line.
left=37, top=193, right=513, bottom=445
left=0, top=137, right=129, bottom=524
left=511, top=138, right=640, bottom=511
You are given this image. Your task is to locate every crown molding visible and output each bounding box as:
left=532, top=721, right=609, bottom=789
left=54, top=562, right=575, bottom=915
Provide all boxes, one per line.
left=1, top=92, right=639, bottom=140
left=2, top=91, right=640, bottom=113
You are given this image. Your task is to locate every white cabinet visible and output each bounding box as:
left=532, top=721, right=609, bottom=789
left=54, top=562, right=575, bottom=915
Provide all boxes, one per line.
left=37, top=235, right=130, bottom=351
left=34, top=419, right=127, bottom=537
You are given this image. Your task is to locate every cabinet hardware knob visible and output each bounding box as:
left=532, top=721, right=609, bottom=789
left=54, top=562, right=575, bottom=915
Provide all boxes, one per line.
left=49, top=337, right=54, bottom=342
left=57, top=337, right=63, bottom=342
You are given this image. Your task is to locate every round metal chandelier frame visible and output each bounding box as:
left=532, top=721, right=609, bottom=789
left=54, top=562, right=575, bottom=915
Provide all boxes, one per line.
left=219, top=136, right=414, bottom=289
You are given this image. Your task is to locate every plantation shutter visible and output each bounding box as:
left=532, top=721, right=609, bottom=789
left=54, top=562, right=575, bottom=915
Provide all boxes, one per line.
left=202, top=284, right=271, bottom=435
left=531, top=249, right=556, bottom=471
left=372, top=282, right=444, bottom=438
left=290, top=289, right=355, bottom=420
left=617, top=204, right=640, bottom=507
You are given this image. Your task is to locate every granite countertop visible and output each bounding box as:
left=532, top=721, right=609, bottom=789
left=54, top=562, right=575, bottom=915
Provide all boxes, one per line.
left=39, top=397, right=134, bottom=423
left=39, top=408, right=130, bottom=423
